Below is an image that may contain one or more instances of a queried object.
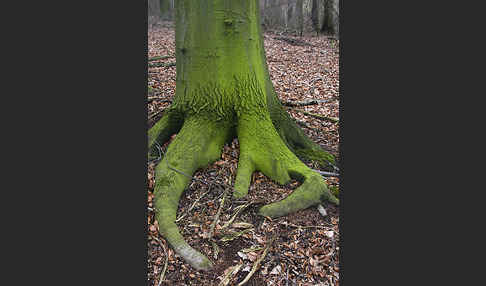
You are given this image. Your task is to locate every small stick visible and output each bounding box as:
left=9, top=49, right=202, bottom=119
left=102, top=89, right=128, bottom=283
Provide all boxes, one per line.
left=148, top=109, right=165, bottom=120
left=237, top=235, right=276, bottom=286
left=153, top=237, right=168, bottom=286
left=277, top=221, right=330, bottom=229
left=175, top=187, right=212, bottom=222
left=148, top=62, right=176, bottom=68
left=290, top=108, right=339, bottom=123
left=295, top=119, right=319, bottom=132
left=282, top=99, right=329, bottom=107
left=221, top=202, right=253, bottom=230
left=148, top=55, right=173, bottom=62
left=218, top=264, right=243, bottom=286
left=312, top=169, right=340, bottom=177
left=148, top=97, right=172, bottom=103
left=208, top=188, right=229, bottom=240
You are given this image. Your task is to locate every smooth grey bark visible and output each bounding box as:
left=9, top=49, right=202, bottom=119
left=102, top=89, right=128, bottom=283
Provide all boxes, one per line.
left=160, top=0, right=175, bottom=21
left=148, top=0, right=162, bottom=26
left=260, top=0, right=338, bottom=36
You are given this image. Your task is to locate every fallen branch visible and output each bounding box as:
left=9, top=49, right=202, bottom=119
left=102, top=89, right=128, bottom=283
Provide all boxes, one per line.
left=153, top=237, right=168, bottom=286
left=148, top=96, right=172, bottom=103
left=148, top=109, right=166, bottom=120
left=295, top=119, right=319, bottom=132
left=219, top=264, right=243, bottom=286
left=237, top=235, right=275, bottom=286
left=273, top=36, right=314, bottom=47
left=175, top=187, right=212, bottom=222
left=208, top=188, right=229, bottom=240
left=212, top=241, right=220, bottom=260
left=277, top=221, right=329, bottom=229
left=220, top=228, right=254, bottom=242
left=148, top=55, right=173, bottom=62
left=282, top=99, right=329, bottom=107
left=291, top=108, right=339, bottom=123
left=221, top=202, right=253, bottom=230
left=148, top=62, right=176, bottom=68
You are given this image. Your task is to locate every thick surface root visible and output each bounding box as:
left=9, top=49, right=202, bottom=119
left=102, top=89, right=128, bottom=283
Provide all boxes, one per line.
left=264, top=75, right=336, bottom=168
left=233, top=153, right=255, bottom=199
left=235, top=115, right=338, bottom=218
left=148, top=109, right=183, bottom=156
left=259, top=171, right=338, bottom=218
left=153, top=116, right=231, bottom=271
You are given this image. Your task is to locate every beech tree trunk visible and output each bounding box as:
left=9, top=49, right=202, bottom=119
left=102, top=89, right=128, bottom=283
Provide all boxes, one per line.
left=148, top=0, right=337, bottom=271
left=148, top=0, right=162, bottom=26
left=160, top=0, right=175, bottom=21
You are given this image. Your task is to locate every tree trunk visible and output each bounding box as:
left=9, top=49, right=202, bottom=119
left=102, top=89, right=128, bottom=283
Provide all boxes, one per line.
left=322, top=0, right=339, bottom=36
left=148, top=0, right=162, bottom=26
left=148, top=0, right=338, bottom=271
left=160, top=0, right=175, bottom=21
left=296, top=0, right=304, bottom=36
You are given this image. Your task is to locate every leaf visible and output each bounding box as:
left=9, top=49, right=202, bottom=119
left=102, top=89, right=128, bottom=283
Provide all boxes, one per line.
left=270, top=265, right=281, bottom=275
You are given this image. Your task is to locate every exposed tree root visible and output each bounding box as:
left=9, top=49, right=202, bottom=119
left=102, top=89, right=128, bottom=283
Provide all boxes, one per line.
left=151, top=111, right=338, bottom=270
left=150, top=0, right=340, bottom=273
left=294, top=148, right=336, bottom=169
left=234, top=115, right=338, bottom=218
left=153, top=116, right=231, bottom=271
left=264, top=80, right=336, bottom=168
left=148, top=109, right=183, bottom=157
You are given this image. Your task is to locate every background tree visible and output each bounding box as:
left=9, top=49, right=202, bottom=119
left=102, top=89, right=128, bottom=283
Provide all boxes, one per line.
left=159, top=0, right=175, bottom=21
left=148, top=0, right=338, bottom=271
left=148, top=0, right=162, bottom=26
left=312, top=0, right=339, bottom=36
left=152, top=0, right=339, bottom=36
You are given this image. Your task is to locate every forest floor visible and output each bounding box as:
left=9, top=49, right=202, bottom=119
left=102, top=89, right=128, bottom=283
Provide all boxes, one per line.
left=147, top=21, right=340, bottom=286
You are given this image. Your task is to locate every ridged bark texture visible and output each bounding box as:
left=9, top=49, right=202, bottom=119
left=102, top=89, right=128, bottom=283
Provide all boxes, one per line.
left=148, top=0, right=338, bottom=271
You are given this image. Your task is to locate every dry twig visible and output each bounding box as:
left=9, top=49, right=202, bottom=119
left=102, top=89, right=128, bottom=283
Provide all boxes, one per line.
left=290, top=108, right=339, bottom=123
left=282, top=98, right=328, bottom=107
left=208, top=187, right=229, bottom=240
left=237, top=235, right=276, bottom=286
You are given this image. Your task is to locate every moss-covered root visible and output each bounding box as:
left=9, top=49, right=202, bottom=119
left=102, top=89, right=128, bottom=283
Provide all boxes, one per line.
left=294, top=147, right=336, bottom=169
left=259, top=169, right=339, bottom=218
left=235, top=115, right=338, bottom=218
left=283, top=118, right=336, bottom=166
left=148, top=109, right=183, bottom=153
left=233, top=152, right=255, bottom=199
left=153, top=116, right=231, bottom=271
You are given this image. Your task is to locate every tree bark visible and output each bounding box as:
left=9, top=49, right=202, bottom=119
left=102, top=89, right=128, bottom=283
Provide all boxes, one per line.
left=148, top=0, right=162, bottom=26
left=322, top=0, right=339, bottom=36
left=160, top=0, right=175, bottom=21
left=149, top=0, right=337, bottom=271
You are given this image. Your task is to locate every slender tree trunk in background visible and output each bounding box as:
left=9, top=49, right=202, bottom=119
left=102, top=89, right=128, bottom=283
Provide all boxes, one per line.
left=148, top=0, right=338, bottom=271
left=160, top=0, right=175, bottom=21
left=148, top=0, right=162, bottom=26
left=311, top=0, right=339, bottom=36
left=322, top=0, right=339, bottom=36
left=296, top=0, right=304, bottom=36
